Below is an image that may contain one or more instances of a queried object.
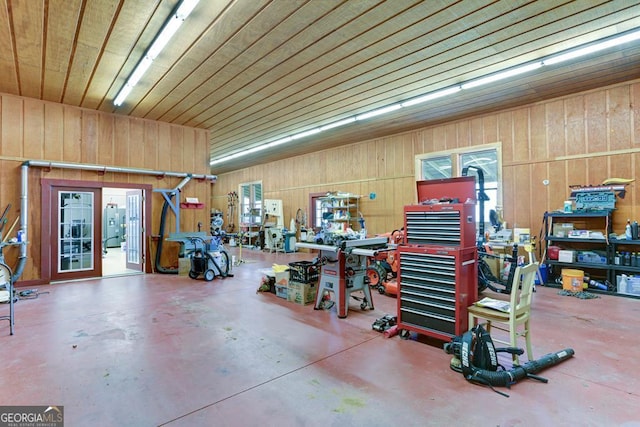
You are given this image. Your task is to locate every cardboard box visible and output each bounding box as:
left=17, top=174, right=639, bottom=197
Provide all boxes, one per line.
left=274, top=270, right=290, bottom=287
left=558, top=250, right=575, bottom=263
left=287, top=281, right=316, bottom=305
left=568, top=229, right=589, bottom=239
left=514, top=228, right=531, bottom=243
left=275, top=284, right=288, bottom=299
left=178, top=258, right=191, bottom=276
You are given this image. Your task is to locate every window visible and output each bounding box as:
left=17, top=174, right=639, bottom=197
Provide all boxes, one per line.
left=239, top=181, right=262, bottom=228
left=58, top=191, right=94, bottom=272
left=415, top=143, right=502, bottom=235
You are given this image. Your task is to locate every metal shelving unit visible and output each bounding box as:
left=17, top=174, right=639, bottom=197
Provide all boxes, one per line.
left=542, top=210, right=640, bottom=295
left=318, top=193, right=360, bottom=232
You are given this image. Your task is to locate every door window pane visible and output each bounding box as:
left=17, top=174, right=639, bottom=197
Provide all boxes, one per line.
left=126, top=191, right=141, bottom=265
left=59, top=191, right=94, bottom=272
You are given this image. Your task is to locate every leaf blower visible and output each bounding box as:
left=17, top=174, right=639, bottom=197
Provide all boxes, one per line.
left=444, top=324, right=575, bottom=397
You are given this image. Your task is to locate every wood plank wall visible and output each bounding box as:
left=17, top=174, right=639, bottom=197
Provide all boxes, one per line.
left=211, top=79, right=640, bottom=250
left=0, top=93, right=212, bottom=282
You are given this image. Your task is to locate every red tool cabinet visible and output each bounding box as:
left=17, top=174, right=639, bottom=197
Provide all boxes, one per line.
left=397, top=176, right=478, bottom=341
left=396, top=245, right=477, bottom=341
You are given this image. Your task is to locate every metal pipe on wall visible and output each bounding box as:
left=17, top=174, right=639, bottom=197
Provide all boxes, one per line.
left=12, top=160, right=217, bottom=283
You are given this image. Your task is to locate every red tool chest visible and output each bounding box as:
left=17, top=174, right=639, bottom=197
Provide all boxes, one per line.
left=397, top=176, right=478, bottom=341
left=396, top=245, right=477, bottom=340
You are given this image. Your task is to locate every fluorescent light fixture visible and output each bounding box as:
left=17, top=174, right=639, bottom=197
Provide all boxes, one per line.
left=544, top=29, right=640, bottom=66
left=291, top=128, right=321, bottom=139
left=401, top=86, right=461, bottom=107
left=176, top=0, right=200, bottom=17
left=127, top=56, right=153, bottom=87
left=320, top=117, right=357, bottom=131
left=210, top=137, right=293, bottom=165
left=356, top=104, right=402, bottom=120
left=264, top=136, right=293, bottom=149
left=461, top=62, right=542, bottom=90
left=210, top=27, right=640, bottom=167
left=147, top=19, right=183, bottom=60
left=113, top=0, right=200, bottom=106
left=113, top=85, right=133, bottom=107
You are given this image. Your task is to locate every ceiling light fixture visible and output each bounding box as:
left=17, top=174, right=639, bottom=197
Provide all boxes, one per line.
left=113, top=0, right=200, bottom=107
left=355, top=104, right=402, bottom=120
left=401, top=86, right=462, bottom=107
left=210, top=27, right=640, bottom=167
left=319, top=117, right=357, bottom=131
left=460, top=62, right=542, bottom=90
left=291, top=128, right=322, bottom=139
left=544, top=28, right=640, bottom=66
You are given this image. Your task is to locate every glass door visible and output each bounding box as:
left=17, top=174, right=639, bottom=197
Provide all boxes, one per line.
left=125, top=189, right=144, bottom=271
left=52, top=188, right=100, bottom=280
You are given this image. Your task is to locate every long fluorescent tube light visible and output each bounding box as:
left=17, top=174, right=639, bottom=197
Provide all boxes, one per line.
left=210, top=137, right=293, bottom=165
left=210, top=27, right=640, bottom=166
left=544, top=28, right=640, bottom=66
left=291, top=128, right=321, bottom=139
left=114, top=0, right=200, bottom=107
left=356, top=104, right=402, bottom=120
left=461, top=62, right=542, bottom=90
left=320, top=117, right=357, bottom=131
left=401, top=86, right=462, bottom=107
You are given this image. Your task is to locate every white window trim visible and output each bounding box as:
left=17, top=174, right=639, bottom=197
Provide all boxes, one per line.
left=414, top=142, right=503, bottom=207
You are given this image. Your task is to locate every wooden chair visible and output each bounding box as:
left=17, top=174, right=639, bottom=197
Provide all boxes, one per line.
left=468, top=262, right=538, bottom=364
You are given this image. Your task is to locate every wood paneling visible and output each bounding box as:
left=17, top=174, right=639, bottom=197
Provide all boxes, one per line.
left=212, top=79, right=640, bottom=249
left=5, top=1, right=640, bottom=174
left=0, top=93, right=211, bottom=283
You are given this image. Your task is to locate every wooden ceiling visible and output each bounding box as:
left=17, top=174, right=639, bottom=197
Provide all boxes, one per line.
left=2, top=0, right=640, bottom=174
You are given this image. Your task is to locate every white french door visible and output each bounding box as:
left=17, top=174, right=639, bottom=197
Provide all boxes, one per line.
left=125, top=189, right=144, bottom=272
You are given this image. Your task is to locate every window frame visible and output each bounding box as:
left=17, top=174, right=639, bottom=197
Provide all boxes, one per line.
left=414, top=142, right=502, bottom=233
left=239, top=181, right=263, bottom=228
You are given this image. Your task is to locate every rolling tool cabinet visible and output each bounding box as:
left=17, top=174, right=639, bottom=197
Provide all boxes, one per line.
left=397, top=177, right=478, bottom=341
left=397, top=246, right=477, bottom=340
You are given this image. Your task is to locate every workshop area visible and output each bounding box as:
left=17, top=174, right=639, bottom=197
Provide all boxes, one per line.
left=2, top=247, right=639, bottom=426
left=2, top=1, right=640, bottom=426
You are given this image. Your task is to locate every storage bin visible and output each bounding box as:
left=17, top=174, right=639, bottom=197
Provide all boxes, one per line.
left=617, top=275, right=640, bottom=296
left=562, top=269, right=584, bottom=291
left=534, top=263, right=548, bottom=285
left=288, top=261, right=319, bottom=283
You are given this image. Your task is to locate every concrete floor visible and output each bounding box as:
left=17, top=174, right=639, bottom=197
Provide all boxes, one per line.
left=2, top=246, right=639, bottom=426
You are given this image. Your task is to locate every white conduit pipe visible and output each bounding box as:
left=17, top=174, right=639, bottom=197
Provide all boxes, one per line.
left=13, top=160, right=217, bottom=282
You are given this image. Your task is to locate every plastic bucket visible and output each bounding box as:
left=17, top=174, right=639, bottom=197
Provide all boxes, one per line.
left=562, top=269, right=584, bottom=291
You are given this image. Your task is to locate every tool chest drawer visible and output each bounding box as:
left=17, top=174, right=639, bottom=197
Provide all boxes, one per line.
left=404, top=203, right=476, bottom=248
left=397, top=246, right=477, bottom=341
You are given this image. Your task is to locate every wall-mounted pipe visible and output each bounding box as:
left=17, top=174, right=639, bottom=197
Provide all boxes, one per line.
left=13, top=160, right=217, bottom=283
left=23, top=160, right=217, bottom=182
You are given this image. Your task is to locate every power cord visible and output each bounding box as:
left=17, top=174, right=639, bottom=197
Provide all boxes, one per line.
left=17, top=289, right=50, bottom=300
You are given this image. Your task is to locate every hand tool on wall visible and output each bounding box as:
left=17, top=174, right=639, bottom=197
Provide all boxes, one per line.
left=2, top=217, right=20, bottom=243
left=0, top=204, right=11, bottom=235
